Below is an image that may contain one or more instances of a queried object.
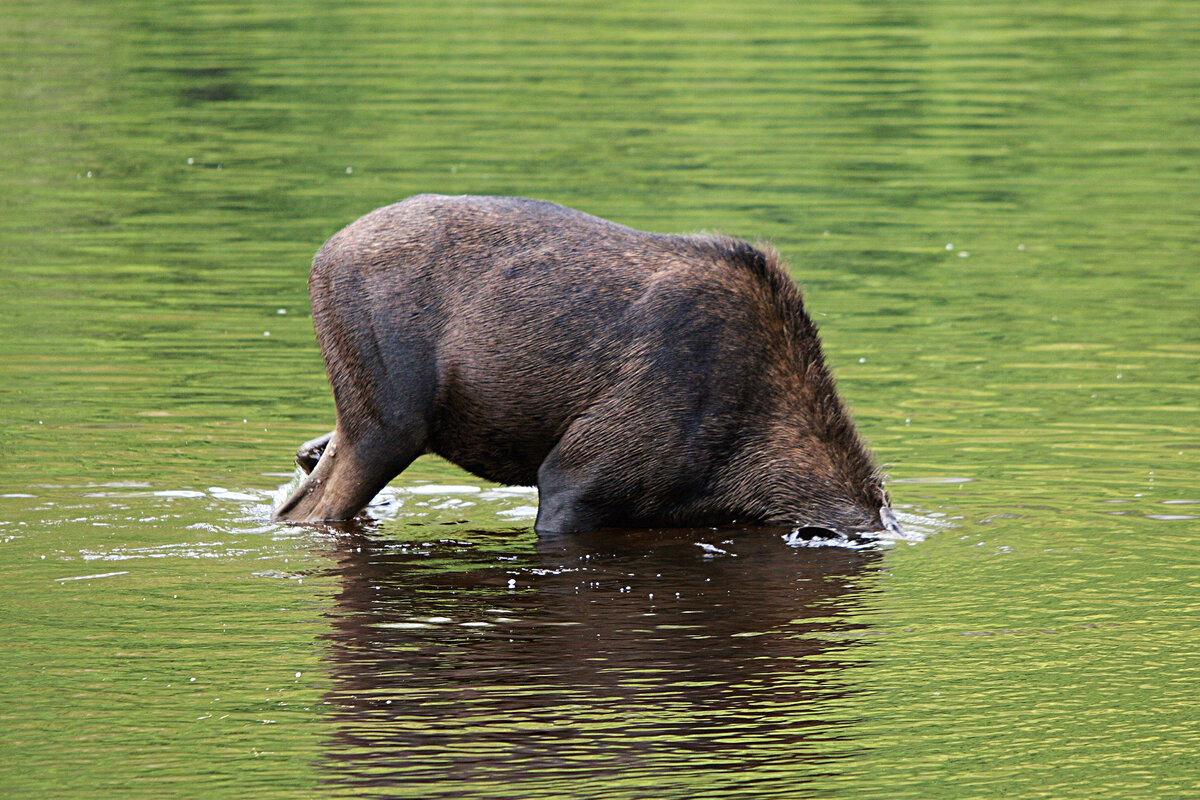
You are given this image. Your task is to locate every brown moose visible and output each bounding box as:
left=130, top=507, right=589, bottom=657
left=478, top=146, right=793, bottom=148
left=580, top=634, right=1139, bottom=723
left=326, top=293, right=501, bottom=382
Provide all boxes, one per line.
left=273, top=194, right=901, bottom=537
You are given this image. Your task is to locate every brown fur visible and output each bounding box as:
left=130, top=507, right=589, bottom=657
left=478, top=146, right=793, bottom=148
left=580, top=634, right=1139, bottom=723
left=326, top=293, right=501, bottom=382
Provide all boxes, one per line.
left=273, top=195, right=896, bottom=536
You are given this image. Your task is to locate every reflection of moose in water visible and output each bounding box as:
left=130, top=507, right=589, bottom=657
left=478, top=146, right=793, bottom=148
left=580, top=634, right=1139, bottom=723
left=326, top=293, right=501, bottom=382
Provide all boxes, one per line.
left=318, top=525, right=884, bottom=796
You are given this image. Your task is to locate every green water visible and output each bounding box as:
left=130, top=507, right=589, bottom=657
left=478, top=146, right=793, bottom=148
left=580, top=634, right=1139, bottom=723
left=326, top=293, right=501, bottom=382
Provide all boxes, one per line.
left=2, top=1, right=1198, bottom=797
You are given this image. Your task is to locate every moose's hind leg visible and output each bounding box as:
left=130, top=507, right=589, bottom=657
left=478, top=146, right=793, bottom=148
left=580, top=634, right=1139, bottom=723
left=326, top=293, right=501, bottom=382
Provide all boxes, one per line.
left=295, top=430, right=334, bottom=474
left=273, top=426, right=424, bottom=523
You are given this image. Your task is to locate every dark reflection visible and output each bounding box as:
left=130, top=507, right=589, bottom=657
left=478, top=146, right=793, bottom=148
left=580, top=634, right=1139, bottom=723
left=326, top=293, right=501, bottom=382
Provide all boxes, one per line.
left=318, top=524, right=883, bottom=797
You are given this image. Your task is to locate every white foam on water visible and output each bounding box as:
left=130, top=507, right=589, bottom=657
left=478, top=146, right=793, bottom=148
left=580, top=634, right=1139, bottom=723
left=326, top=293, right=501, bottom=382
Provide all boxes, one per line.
left=782, top=508, right=944, bottom=549
left=402, top=484, right=483, bottom=495
left=481, top=486, right=538, bottom=496
left=54, top=571, right=130, bottom=582
left=207, top=487, right=260, bottom=502
left=782, top=532, right=876, bottom=550
left=496, top=505, right=538, bottom=519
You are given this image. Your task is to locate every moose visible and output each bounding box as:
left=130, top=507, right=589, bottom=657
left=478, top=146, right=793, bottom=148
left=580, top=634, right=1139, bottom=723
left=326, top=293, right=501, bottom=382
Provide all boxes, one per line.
left=273, top=194, right=901, bottom=538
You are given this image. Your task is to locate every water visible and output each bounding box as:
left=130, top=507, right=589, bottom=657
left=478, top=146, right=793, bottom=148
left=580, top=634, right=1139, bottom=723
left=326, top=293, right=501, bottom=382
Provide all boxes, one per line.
left=2, top=1, right=1198, bottom=797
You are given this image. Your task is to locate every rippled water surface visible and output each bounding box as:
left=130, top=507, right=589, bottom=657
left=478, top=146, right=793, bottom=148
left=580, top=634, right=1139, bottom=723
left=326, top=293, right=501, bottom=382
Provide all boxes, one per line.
left=2, top=1, right=1198, bottom=798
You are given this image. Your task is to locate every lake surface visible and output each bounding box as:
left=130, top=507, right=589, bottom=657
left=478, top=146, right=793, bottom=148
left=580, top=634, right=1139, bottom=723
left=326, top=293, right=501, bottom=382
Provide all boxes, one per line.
left=1, top=1, right=1198, bottom=797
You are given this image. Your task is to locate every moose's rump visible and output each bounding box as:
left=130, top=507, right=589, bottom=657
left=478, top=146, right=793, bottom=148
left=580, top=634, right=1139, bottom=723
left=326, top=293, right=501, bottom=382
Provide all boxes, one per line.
left=308, top=194, right=785, bottom=487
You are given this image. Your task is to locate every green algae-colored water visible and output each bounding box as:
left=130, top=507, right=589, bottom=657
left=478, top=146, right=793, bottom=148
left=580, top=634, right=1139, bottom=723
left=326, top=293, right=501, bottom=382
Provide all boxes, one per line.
left=2, top=1, right=1198, bottom=797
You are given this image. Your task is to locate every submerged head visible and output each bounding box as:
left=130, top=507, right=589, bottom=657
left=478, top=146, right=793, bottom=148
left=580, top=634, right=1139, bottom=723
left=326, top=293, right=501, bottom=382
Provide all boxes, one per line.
left=755, top=396, right=903, bottom=539
left=778, top=477, right=904, bottom=540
